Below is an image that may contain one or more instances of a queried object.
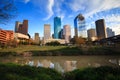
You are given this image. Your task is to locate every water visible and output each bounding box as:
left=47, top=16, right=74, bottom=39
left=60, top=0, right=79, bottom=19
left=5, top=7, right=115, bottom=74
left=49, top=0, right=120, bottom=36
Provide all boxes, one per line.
left=0, top=56, right=120, bottom=72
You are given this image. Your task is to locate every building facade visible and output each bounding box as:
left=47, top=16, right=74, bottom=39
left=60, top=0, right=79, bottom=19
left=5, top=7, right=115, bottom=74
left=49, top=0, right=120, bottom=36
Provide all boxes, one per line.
left=74, top=14, right=86, bottom=38
left=0, top=29, right=14, bottom=44
left=44, top=24, right=51, bottom=43
left=34, top=33, right=40, bottom=44
left=87, top=28, right=97, bottom=41
left=15, top=20, right=28, bottom=35
left=54, top=17, right=61, bottom=39
left=106, top=27, right=115, bottom=38
left=63, top=25, right=71, bottom=43
left=95, top=19, right=107, bottom=40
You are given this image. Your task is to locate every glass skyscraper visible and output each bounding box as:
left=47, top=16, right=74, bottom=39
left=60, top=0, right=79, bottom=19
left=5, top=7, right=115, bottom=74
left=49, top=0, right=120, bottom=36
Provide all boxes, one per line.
left=54, top=17, right=61, bottom=39
left=74, top=14, right=86, bottom=37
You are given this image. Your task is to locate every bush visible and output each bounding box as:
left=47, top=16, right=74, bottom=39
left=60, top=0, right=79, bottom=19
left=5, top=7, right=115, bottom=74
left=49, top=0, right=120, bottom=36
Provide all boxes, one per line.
left=0, top=63, right=63, bottom=80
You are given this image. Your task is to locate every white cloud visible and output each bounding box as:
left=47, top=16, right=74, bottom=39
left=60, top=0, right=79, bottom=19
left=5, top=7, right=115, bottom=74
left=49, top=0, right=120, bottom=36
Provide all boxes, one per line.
left=85, top=0, right=120, bottom=17
left=68, top=0, right=120, bottom=18
left=24, top=0, right=30, bottom=3
left=105, top=15, right=120, bottom=22
left=43, top=0, right=54, bottom=20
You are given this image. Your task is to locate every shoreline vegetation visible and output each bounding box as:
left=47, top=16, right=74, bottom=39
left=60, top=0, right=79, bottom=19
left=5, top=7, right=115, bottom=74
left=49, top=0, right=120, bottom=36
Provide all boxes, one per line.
left=0, top=63, right=120, bottom=80
left=0, top=45, right=120, bottom=57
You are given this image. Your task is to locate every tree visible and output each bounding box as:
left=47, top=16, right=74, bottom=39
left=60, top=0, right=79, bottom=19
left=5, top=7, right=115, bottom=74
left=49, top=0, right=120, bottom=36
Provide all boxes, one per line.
left=0, top=0, right=17, bottom=24
left=77, top=37, right=86, bottom=46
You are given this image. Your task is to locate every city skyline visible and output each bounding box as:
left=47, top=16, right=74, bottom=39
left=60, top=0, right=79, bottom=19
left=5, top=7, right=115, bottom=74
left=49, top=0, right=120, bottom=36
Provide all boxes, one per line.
left=0, top=0, right=120, bottom=38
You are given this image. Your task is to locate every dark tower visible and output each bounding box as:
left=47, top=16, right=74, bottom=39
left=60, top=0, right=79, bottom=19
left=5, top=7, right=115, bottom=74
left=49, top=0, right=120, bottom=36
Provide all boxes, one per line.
left=95, top=19, right=107, bottom=40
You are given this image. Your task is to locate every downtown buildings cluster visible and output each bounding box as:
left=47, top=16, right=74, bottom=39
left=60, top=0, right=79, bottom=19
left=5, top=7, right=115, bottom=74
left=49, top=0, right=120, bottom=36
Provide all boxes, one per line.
left=0, top=13, right=117, bottom=45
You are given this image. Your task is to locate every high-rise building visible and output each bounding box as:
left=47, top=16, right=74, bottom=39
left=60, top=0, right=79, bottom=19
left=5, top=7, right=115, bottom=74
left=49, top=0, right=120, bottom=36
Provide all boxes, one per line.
left=87, top=28, right=97, bottom=41
left=22, top=20, right=28, bottom=35
left=63, top=25, right=71, bottom=43
left=15, top=21, right=21, bottom=32
left=0, top=29, right=14, bottom=44
left=106, top=27, right=115, bottom=38
left=95, top=19, right=107, bottom=40
left=44, top=24, right=51, bottom=42
left=15, top=20, right=28, bottom=35
left=54, top=17, right=61, bottom=39
left=74, top=14, right=86, bottom=37
left=34, top=33, right=40, bottom=44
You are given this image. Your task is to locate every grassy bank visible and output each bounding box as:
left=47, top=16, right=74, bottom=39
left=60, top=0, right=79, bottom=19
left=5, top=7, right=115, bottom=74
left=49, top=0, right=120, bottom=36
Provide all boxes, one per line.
left=0, top=63, right=63, bottom=80
left=0, top=63, right=120, bottom=80
left=64, top=66, right=120, bottom=80
left=0, top=45, right=120, bottom=56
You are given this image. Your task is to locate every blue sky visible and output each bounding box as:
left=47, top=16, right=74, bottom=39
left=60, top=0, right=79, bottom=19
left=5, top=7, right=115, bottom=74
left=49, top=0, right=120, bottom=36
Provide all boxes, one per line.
left=0, top=0, right=120, bottom=38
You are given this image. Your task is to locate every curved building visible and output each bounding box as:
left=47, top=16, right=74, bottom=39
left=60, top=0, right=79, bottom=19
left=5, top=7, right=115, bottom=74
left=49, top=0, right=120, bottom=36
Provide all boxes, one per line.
left=74, top=14, right=86, bottom=37
left=54, top=17, right=61, bottom=39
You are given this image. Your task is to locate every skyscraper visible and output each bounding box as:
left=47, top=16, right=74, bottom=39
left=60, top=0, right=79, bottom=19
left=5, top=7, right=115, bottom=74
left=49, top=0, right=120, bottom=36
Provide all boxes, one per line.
left=106, top=27, right=115, bottom=38
left=15, top=21, right=21, bottom=32
left=34, top=33, right=40, bottom=44
left=22, top=20, right=28, bottom=35
left=95, top=19, right=107, bottom=40
left=15, top=20, right=28, bottom=35
left=63, top=25, right=71, bottom=43
left=44, top=24, right=51, bottom=41
left=87, top=28, right=97, bottom=41
left=74, top=14, right=86, bottom=38
left=54, top=17, right=61, bottom=39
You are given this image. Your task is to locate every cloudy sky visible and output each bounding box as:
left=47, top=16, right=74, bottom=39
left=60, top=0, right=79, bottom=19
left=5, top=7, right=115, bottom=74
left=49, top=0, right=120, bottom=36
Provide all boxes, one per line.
left=1, top=0, right=120, bottom=38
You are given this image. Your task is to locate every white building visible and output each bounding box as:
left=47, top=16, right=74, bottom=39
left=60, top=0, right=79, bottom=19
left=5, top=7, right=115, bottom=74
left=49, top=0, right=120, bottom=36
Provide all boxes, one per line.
left=106, top=27, right=115, bottom=38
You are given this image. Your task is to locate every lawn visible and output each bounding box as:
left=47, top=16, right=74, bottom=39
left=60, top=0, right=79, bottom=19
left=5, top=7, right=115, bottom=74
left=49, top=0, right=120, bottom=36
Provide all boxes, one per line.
left=0, top=45, right=68, bottom=53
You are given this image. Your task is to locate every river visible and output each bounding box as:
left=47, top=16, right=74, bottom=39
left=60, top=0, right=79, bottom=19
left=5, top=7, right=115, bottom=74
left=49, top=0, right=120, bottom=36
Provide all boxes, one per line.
left=0, top=56, right=120, bottom=72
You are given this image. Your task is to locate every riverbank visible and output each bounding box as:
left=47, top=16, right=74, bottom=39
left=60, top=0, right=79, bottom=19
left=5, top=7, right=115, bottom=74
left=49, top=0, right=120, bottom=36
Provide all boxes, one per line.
left=0, top=45, right=120, bottom=57
left=0, top=63, right=120, bottom=80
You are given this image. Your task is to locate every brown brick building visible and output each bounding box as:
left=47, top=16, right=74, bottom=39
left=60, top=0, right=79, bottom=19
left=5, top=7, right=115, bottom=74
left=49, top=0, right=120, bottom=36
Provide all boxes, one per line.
left=0, top=29, right=14, bottom=44
left=15, top=20, right=28, bottom=35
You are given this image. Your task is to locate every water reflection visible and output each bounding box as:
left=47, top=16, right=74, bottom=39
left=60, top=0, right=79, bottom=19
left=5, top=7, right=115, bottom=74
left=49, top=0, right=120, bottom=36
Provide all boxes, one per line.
left=0, top=56, right=120, bottom=72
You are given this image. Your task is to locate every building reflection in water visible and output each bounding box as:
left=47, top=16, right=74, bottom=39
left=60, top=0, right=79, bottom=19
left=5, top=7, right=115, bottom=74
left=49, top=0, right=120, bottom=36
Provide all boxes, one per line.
left=64, top=61, right=77, bottom=72
left=1, top=57, right=120, bottom=73
left=26, top=60, right=77, bottom=72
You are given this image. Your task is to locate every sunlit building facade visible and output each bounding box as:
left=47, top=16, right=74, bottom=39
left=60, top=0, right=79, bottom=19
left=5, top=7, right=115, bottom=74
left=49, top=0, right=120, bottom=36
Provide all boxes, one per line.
left=87, top=28, right=97, bottom=41
left=44, top=24, right=51, bottom=44
left=0, top=29, right=14, bottom=44
left=63, top=25, right=71, bottom=43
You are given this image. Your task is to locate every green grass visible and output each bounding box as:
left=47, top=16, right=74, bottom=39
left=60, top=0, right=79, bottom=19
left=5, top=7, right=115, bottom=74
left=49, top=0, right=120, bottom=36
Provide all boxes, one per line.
left=0, top=63, right=63, bottom=80
left=0, top=45, right=82, bottom=56
left=0, top=45, right=119, bottom=56
left=0, top=45, right=68, bottom=53
left=0, top=63, right=120, bottom=80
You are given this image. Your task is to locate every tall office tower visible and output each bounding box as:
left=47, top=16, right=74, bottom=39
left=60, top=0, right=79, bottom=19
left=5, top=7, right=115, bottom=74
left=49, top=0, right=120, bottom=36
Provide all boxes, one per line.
left=106, top=27, right=115, bottom=38
left=74, top=14, right=86, bottom=37
left=15, top=21, right=21, bottom=32
left=44, top=24, right=51, bottom=41
left=22, top=20, right=28, bottom=35
left=63, top=25, right=71, bottom=43
left=14, top=20, right=28, bottom=35
left=95, top=19, right=107, bottom=40
left=87, top=28, right=97, bottom=41
left=54, top=17, right=61, bottom=39
left=34, top=33, right=40, bottom=44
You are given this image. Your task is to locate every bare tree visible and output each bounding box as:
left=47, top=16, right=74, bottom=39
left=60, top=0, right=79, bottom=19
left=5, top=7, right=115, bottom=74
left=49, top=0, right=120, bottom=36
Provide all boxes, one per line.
left=0, top=0, right=17, bottom=24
